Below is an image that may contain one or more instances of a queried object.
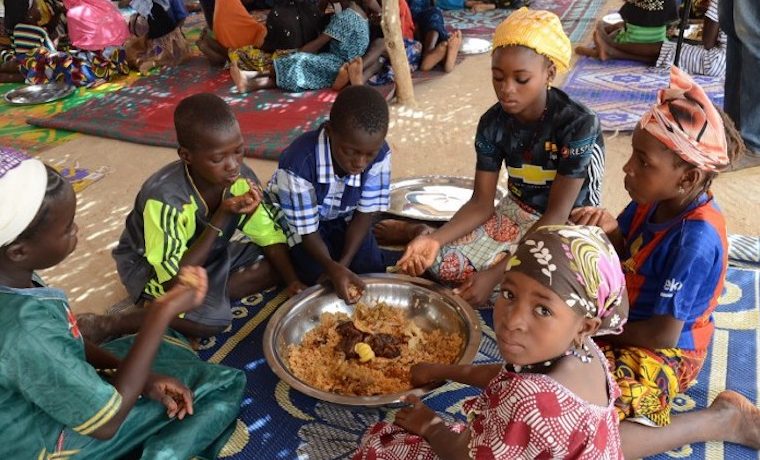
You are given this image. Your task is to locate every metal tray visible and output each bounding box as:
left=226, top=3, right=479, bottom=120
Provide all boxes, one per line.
left=4, top=82, right=75, bottom=105
left=263, top=274, right=482, bottom=407
left=460, top=37, right=492, bottom=55
left=388, top=175, right=507, bottom=222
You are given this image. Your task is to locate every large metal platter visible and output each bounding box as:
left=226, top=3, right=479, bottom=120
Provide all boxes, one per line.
left=4, top=82, right=75, bottom=105
left=460, top=37, right=492, bottom=55
left=263, top=274, right=482, bottom=407
left=388, top=175, right=507, bottom=222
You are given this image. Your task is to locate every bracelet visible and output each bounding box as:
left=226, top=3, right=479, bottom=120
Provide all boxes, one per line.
left=207, top=222, right=224, bottom=237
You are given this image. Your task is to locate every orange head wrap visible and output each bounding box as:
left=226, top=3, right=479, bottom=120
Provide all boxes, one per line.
left=640, top=66, right=728, bottom=172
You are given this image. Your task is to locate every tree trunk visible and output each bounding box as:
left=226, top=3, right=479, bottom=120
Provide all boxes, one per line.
left=381, top=0, right=416, bottom=106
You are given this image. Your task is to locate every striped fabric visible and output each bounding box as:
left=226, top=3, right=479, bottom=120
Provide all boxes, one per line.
left=728, top=234, right=760, bottom=268
left=655, top=0, right=726, bottom=77
left=11, top=24, right=56, bottom=55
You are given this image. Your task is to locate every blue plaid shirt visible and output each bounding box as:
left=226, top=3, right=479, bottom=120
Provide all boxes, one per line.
left=266, top=126, right=391, bottom=245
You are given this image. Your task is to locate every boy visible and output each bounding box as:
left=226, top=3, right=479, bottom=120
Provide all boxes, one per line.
left=266, top=86, right=393, bottom=302
left=81, top=93, right=304, bottom=342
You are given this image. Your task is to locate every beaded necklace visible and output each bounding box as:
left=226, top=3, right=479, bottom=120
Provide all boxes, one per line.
left=518, top=93, right=550, bottom=163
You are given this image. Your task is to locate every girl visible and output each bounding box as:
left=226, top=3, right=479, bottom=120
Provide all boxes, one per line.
left=577, top=0, right=727, bottom=78
left=576, top=0, right=678, bottom=59
left=386, top=9, right=605, bottom=307
left=230, top=0, right=370, bottom=92
left=125, top=0, right=191, bottom=74
left=0, top=148, right=245, bottom=458
left=407, top=0, right=462, bottom=72
left=572, top=66, right=760, bottom=456
left=354, top=225, right=629, bottom=459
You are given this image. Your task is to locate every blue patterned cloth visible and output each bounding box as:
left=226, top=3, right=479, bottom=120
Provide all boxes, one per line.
left=274, top=9, right=369, bottom=92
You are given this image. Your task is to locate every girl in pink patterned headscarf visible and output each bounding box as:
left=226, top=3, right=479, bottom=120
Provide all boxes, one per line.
left=354, top=225, right=629, bottom=460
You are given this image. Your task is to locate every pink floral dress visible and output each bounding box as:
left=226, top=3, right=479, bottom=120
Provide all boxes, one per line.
left=353, top=345, right=623, bottom=459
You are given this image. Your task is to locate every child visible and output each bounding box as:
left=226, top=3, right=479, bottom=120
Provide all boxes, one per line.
left=0, top=149, right=245, bottom=458
left=577, top=0, right=727, bottom=78
left=230, top=0, right=370, bottom=93
left=408, top=0, right=462, bottom=72
left=124, top=0, right=191, bottom=74
left=572, top=66, right=760, bottom=456
left=354, top=225, right=630, bottom=459
left=576, top=0, right=678, bottom=59
left=385, top=9, right=605, bottom=307
left=265, top=85, right=393, bottom=303
left=0, top=1, right=128, bottom=85
left=81, top=93, right=304, bottom=342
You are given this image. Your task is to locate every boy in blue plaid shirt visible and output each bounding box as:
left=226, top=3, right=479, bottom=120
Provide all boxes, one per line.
left=266, top=86, right=393, bottom=302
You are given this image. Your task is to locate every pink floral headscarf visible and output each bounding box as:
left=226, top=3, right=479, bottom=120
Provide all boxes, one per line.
left=506, top=225, right=629, bottom=336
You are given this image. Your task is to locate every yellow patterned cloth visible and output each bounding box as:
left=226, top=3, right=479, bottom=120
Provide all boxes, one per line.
left=492, top=8, right=571, bottom=73
left=599, top=343, right=706, bottom=426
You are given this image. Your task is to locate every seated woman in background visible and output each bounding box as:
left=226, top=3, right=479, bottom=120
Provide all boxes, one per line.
left=125, top=0, right=191, bottom=74
left=197, top=0, right=268, bottom=67
left=1, top=0, right=128, bottom=85
left=231, top=0, right=369, bottom=92
left=577, top=0, right=726, bottom=77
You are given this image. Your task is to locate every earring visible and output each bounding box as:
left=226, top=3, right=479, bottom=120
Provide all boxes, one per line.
left=566, top=340, right=592, bottom=363
left=678, top=186, right=685, bottom=194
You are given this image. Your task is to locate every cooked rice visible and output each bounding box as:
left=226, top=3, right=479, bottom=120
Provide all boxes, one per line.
left=287, top=302, right=464, bottom=396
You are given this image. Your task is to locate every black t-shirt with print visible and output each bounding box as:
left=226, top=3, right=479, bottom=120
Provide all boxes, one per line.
left=474, top=88, right=604, bottom=214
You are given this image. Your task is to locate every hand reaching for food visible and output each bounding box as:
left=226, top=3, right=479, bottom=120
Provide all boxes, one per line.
left=327, top=264, right=366, bottom=304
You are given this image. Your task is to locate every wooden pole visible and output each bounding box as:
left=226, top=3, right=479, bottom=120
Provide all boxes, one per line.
left=674, top=0, right=693, bottom=68
left=381, top=0, right=416, bottom=106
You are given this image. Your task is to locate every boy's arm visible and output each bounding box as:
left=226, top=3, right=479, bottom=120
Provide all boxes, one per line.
left=337, top=211, right=374, bottom=266
left=702, top=16, right=720, bottom=49
left=301, top=231, right=366, bottom=302
left=261, top=243, right=305, bottom=292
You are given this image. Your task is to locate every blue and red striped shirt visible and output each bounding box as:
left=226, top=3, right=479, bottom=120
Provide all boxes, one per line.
left=618, top=192, right=727, bottom=351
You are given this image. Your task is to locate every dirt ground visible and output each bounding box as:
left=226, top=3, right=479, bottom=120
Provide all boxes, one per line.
left=36, top=16, right=760, bottom=315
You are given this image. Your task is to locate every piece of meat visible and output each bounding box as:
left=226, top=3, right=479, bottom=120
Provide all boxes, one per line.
left=366, top=333, right=401, bottom=358
left=336, top=321, right=366, bottom=359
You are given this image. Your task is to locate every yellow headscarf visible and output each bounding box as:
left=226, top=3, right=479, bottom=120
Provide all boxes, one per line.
left=492, top=8, right=572, bottom=74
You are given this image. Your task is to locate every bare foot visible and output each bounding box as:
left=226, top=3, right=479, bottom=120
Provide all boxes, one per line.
left=332, top=63, right=350, bottom=90
left=420, top=41, right=448, bottom=71
left=230, top=62, right=263, bottom=93
left=444, top=30, right=462, bottom=73
left=575, top=44, right=599, bottom=59
left=711, top=390, right=760, bottom=449
left=374, top=219, right=434, bottom=246
left=593, top=30, right=610, bottom=61
left=347, top=57, right=364, bottom=86
left=470, top=3, right=495, bottom=11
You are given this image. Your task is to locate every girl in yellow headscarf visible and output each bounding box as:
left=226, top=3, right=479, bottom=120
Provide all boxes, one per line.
left=379, top=9, right=606, bottom=308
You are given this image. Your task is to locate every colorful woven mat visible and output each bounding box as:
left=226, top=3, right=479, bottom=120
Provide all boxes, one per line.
left=0, top=75, right=140, bottom=153
left=561, top=57, right=725, bottom=132
left=443, top=0, right=604, bottom=42
left=204, top=266, right=759, bottom=459
left=28, top=57, right=393, bottom=160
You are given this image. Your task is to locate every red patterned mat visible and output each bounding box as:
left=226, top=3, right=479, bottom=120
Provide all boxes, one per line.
left=28, top=58, right=393, bottom=160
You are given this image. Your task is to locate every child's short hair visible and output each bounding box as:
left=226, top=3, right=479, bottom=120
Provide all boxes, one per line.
left=173, top=93, right=239, bottom=150
left=330, top=86, right=390, bottom=137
